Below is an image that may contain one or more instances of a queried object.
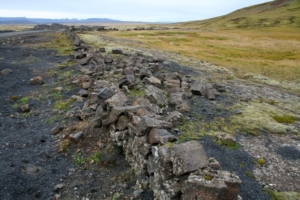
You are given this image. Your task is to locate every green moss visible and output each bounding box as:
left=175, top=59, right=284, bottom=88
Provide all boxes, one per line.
left=54, top=98, right=76, bottom=110
left=12, top=104, right=19, bottom=109
left=215, top=138, right=239, bottom=150
left=257, top=158, right=266, bottom=166
left=245, top=171, right=255, bottom=178
left=272, top=115, right=295, bottom=124
left=22, top=112, right=31, bottom=118
left=204, top=174, right=213, bottom=181
left=20, top=97, right=29, bottom=104
left=46, top=114, right=63, bottom=124
left=127, top=89, right=146, bottom=98
left=111, top=192, right=121, bottom=200
left=56, top=60, right=75, bottom=68
left=264, top=189, right=300, bottom=200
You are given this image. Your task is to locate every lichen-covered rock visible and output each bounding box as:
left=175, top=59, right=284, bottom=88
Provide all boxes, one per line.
left=104, top=91, right=128, bottom=109
left=149, top=128, right=177, bottom=145
left=143, top=76, right=161, bottom=87
left=181, top=170, right=242, bottom=200
left=138, top=116, right=172, bottom=135
left=170, top=140, right=208, bottom=176
left=145, top=85, right=167, bottom=107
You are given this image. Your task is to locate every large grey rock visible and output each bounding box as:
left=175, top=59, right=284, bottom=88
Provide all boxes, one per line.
left=102, top=105, right=152, bottom=126
left=138, top=116, right=172, bottom=135
left=145, top=85, right=167, bottom=107
left=164, top=79, right=181, bottom=93
left=190, top=80, right=206, bottom=96
left=170, top=140, right=208, bottom=176
left=149, top=128, right=177, bottom=145
left=143, top=76, right=161, bottom=87
left=170, top=92, right=186, bottom=106
left=181, top=171, right=242, bottom=200
left=97, top=88, right=115, bottom=100
left=165, top=111, right=183, bottom=124
left=104, top=91, right=128, bottom=109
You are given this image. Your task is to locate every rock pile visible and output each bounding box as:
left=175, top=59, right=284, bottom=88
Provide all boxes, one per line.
left=31, top=23, right=68, bottom=30
left=64, top=30, right=242, bottom=199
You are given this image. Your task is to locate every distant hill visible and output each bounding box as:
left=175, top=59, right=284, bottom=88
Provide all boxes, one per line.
left=180, top=0, right=300, bottom=29
left=0, top=17, right=123, bottom=24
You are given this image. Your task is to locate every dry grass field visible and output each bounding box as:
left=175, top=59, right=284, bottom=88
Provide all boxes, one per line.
left=88, top=27, right=300, bottom=82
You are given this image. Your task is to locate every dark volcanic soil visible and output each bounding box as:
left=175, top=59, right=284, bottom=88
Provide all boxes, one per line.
left=0, top=32, right=140, bottom=200
left=0, top=35, right=74, bottom=199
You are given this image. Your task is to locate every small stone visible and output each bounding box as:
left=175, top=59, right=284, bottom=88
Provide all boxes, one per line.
left=1, top=68, right=12, bottom=75
left=69, top=131, right=83, bottom=143
left=235, top=109, right=242, bottom=114
left=20, top=104, right=30, bottom=113
left=30, top=76, right=44, bottom=85
left=55, top=87, right=63, bottom=92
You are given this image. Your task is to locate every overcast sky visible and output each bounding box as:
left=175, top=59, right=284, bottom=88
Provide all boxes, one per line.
left=0, top=0, right=270, bottom=22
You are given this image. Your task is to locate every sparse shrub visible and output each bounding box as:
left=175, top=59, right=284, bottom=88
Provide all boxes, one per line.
left=89, top=152, right=102, bottom=163
left=73, top=152, right=85, bottom=165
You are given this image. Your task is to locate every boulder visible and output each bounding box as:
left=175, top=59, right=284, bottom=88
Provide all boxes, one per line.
left=104, top=55, right=113, bottom=63
left=164, top=79, right=181, bottom=93
left=143, top=76, right=161, bottom=87
left=138, top=116, right=172, bottom=135
left=145, top=85, right=167, bottom=107
left=165, top=111, right=183, bottom=124
left=116, top=115, right=130, bottom=131
left=181, top=171, right=242, bottom=200
left=104, top=91, right=128, bottom=109
left=170, top=141, right=208, bottom=176
left=97, top=88, right=115, bottom=100
left=102, top=105, right=152, bottom=126
left=170, top=92, right=186, bottom=106
left=190, top=80, right=205, bottom=96
left=123, top=67, right=134, bottom=76
left=149, top=128, right=177, bottom=145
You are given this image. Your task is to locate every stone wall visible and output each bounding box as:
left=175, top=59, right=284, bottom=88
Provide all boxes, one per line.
left=64, top=30, right=242, bottom=200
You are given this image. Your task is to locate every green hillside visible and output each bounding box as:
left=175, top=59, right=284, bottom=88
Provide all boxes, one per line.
left=181, top=0, right=300, bottom=29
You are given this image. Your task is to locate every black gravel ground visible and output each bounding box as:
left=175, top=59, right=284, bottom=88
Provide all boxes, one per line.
left=0, top=38, right=74, bottom=199
left=200, top=136, right=271, bottom=200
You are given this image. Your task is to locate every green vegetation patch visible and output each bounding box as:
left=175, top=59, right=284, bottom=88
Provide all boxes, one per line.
left=73, top=152, right=85, bottom=165
left=89, top=152, right=102, bottom=164
left=54, top=98, right=76, bottom=111
left=264, top=190, right=300, bottom=200
left=272, top=115, right=295, bottom=124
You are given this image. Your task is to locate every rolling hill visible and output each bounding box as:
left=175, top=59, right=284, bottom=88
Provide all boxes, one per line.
left=181, top=0, right=300, bottom=29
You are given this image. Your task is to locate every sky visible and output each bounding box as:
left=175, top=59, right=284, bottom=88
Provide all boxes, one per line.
left=0, top=0, right=271, bottom=22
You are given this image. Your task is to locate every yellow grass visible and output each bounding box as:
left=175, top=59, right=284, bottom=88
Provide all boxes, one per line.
left=0, top=24, right=34, bottom=31
left=100, top=27, right=300, bottom=82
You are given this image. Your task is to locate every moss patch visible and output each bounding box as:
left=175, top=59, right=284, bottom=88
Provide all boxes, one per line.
left=272, top=115, right=295, bottom=124
left=264, top=189, right=300, bottom=200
